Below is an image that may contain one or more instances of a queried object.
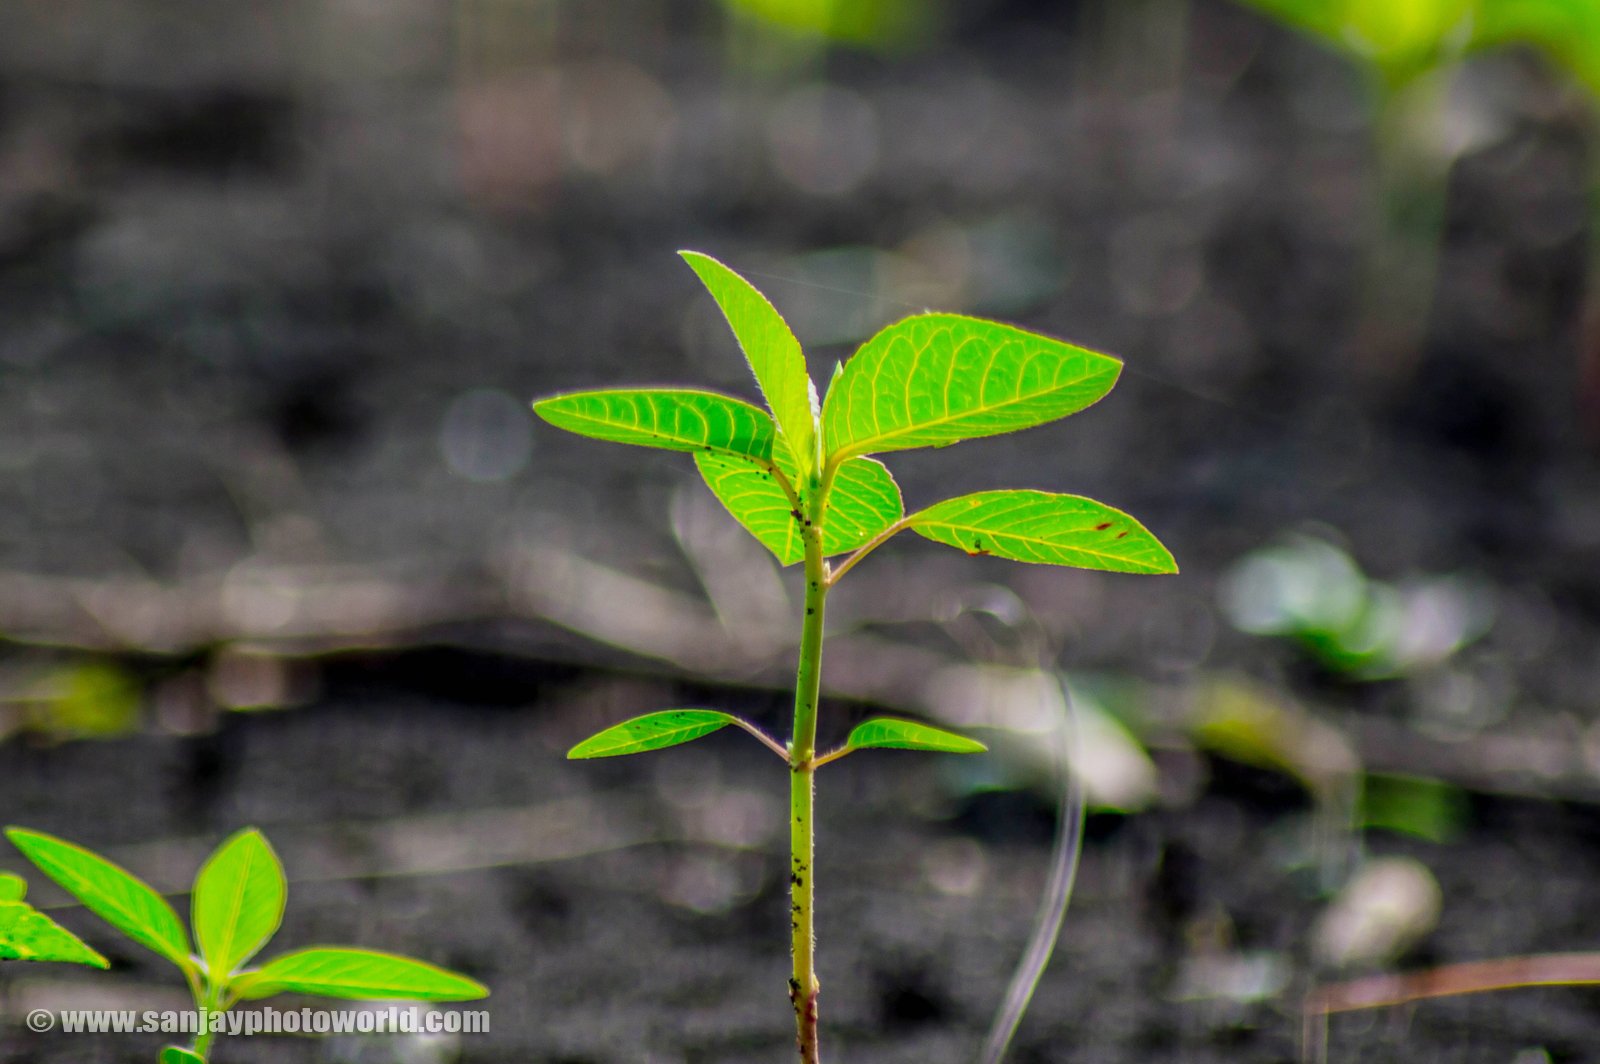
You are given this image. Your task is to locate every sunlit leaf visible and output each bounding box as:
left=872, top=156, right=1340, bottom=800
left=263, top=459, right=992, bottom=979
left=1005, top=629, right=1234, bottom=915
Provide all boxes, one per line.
left=233, top=948, right=488, bottom=1002
left=680, top=251, right=818, bottom=475
left=821, top=314, right=1121, bottom=460
left=5, top=828, right=191, bottom=969
left=533, top=389, right=776, bottom=463
left=0, top=874, right=23, bottom=902
left=0, top=901, right=109, bottom=967
left=568, top=710, right=738, bottom=759
left=907, top=490, right=1177, bottom=574
left=192, top=829, right=286, bottom=979
left=844, top=718, right=986, bottom=754
left=694, top=446, right=902, bottom=565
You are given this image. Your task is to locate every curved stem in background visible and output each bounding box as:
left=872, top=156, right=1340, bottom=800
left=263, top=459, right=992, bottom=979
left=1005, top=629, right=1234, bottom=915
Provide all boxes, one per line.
left=979, top=674, right=1086, bottom=1064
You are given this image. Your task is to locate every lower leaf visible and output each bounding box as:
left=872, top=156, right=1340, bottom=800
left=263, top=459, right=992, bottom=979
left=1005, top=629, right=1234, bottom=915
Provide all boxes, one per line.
left=233, top=948, right=488, bottom=1002
left=845, top=718, right=986, bottom=755
left=568, top=710, right=736, bottom=759
left=0, top=901, right=110, bottom=967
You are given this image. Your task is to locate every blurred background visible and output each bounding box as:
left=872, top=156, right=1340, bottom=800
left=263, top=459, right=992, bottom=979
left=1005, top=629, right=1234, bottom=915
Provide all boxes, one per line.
left=2, top=0, right=1600, bottom=1060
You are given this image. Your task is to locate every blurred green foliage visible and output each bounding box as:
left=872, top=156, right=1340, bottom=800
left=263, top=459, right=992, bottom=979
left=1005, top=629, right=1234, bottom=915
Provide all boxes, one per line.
left=1359, top=771, right=1468, bottom=842
left=1221, top=537, right=1493, bottom=680
left=1236, top=0, right=1475, bottom=88
left=720, top=0, right=935, bottom=47
left=1238, top=0, right=1600, bottom=101
left=1476, top=0, right=1600, bottom=97
left=18, top=662, right=142, bottom=741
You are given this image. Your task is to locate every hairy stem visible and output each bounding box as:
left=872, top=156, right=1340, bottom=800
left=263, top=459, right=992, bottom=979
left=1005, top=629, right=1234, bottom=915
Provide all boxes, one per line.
left=789, top=502, right=827, bottom=1063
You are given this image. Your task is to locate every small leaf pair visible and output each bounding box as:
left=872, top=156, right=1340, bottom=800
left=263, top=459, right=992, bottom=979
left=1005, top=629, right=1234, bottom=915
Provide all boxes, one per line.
left=568, top=709, right=982, bottom=765
left=6, top=827, right=487, bottom=1063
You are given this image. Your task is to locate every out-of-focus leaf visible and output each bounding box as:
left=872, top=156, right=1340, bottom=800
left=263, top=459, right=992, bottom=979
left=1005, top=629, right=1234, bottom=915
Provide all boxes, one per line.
left=192, top=829, right=286, bottom=978
left=234, top=948, right=487, bottom=1002
left=6, top=828, right=191, bottom=969
left=0, top=901, right=109, bottom=967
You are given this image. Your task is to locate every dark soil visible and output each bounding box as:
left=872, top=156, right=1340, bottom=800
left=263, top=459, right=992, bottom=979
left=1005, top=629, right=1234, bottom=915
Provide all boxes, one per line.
left=2, top=0, right=1600, bottom=1060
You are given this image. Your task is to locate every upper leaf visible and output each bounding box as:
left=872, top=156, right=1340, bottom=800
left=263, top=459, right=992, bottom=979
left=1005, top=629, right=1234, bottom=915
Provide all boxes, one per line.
left=680, top=251, right=818, bottom=475
left=568, top=710, right=737, bottom=759
left=192, top=828, right=286, bottom=980
left=0, top=900, right=110, bottom=967
left=908, top=490, right=1177, bottom=573
left=5, top=828, right=192, bottom=969
left=821, top=314, right=1121, bottom=460
left=533, top=389, right=776, bottom=463
left=694, top=448, right=902, bottom=566
left=0, top=873, right=23, bottom=902
left=844, top=718, right=986, bottom=755
left=233, top=947, right=488, bottom=1002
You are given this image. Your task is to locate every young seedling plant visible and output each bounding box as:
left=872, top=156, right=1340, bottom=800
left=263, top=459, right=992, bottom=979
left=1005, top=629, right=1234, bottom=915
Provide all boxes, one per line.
left=5, top=827, right=488, bottom=1064
left=535, top=251, right=1177, bottom=1061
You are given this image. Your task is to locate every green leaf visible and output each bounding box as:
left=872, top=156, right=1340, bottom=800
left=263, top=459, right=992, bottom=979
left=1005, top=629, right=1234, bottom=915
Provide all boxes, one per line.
left=192, top=829, right=286, bottom=980
left=0, top=901, right=110, bottom=967
left=5, top=828, right=191, bottom=969
left=0, top=873, right=24, bottom=902
left=820, top=314, right=1121, bottom=461
left=907, top=491, right=1177, bottom=574
left=161, top=1048, right=207, bottom=1064
left=567, top=710, right=737, bottom=759
left=680, top=251, right=818, bottom=475
left=533, top=389, right=776, bottom=463
left=694, top=449, right=902, bottom=565
left=845, top=718, right=986, bottom=754
left=233, top=948, right=488, bottom=1002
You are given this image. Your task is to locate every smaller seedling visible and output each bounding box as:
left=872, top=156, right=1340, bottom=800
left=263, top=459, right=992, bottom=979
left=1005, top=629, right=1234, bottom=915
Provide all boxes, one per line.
left=6, top=827, right=488, bottom=1063
left=0, top=871, right=109, bottom=968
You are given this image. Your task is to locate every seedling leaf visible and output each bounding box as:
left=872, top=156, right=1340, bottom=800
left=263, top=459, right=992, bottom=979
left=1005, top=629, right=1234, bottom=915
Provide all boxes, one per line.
left=5, top=828, right=191, bottom=969
left=821, top=314, right=1121, bottom=460
left=0, top=873, right=23, bottom=902
left=533, top=389, right=776, bottom=463
left=907, top=490, right=1177, bottom=574
left=0, top=901, right=110, bottom=967
left=695, top=450, right=902, bottom=565
left=161, top=1048, right=207, bottom=1064
left=233, top=948, right=488, bottom=1002
left=568, top=710, right=737, bottom=759
left=192, top=828, right=286, bottom=979
left=680, top=251, right=818, bottom=474
left=845, top=718, right=986, bottom=754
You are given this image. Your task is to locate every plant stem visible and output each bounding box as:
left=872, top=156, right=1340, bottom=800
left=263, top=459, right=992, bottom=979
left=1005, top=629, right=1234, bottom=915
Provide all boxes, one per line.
left=789, top=502, right=827, bottom=1063
left=190, top=983, right=219, bottom=1061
